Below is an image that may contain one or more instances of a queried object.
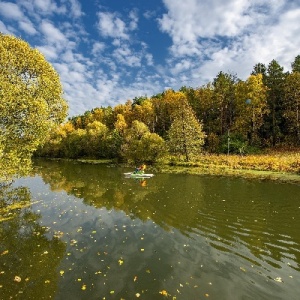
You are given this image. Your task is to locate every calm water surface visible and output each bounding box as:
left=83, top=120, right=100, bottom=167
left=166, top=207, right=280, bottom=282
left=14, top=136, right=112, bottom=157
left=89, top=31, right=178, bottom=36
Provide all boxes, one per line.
left=1, top=159, right=300, bottom=300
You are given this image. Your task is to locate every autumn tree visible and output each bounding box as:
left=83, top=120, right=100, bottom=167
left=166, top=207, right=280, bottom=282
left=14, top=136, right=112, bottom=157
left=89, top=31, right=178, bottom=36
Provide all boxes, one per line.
left=85, top=121, right=109, bottom=157
left=121, top=120, right=165, bottom=163
left=234, top=74, right=269, bottom=146
left=167, top=98, right=206, bottom=161
left=0, top=34, right=68, bottom=179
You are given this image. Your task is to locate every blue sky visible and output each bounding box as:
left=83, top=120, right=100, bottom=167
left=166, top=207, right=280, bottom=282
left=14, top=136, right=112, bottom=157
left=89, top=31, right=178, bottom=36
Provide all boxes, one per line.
left=1, top=0, right=300, bottom=117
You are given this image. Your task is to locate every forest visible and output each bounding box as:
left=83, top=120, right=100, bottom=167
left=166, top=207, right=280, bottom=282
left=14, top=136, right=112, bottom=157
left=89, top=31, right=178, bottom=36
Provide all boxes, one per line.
left=36, top=55, right=300, bottom=164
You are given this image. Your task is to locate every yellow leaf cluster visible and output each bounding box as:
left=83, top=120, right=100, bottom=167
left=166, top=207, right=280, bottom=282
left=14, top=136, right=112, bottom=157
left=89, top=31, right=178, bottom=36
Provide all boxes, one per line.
left=0, top=33, right=68, bottom=180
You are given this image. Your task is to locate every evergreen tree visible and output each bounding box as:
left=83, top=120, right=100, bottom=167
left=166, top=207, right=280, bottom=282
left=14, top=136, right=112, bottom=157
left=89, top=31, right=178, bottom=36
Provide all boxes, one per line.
left=291, top=55, right=300, bottom=73
left=251, top=63, right=267, bottom=80
left=263, top=60, right=287, bottom=146
left=212, top=72, right=237, bottom=136
left=283, top=72, right=300, bottom=145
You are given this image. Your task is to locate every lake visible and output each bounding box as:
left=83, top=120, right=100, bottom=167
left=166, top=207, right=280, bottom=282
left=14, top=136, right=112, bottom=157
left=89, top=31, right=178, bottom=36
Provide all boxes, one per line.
left=1, top=159, right=300, bottom=300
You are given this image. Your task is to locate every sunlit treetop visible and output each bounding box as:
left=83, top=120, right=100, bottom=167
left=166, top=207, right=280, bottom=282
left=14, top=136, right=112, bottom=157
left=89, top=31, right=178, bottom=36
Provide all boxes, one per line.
left=0, top=33, right=68, bottom=180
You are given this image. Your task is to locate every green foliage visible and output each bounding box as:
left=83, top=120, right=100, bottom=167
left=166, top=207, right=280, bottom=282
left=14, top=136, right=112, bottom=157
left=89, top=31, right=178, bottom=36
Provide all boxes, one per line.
left=167, top=97, right=206, bottom=161
left=0, top=34, right=68, bottom=180
left=282, top=72, right=300, bottom=144
left=121, top=120, right=165, bottom=163
left=36, top=54, right=300, bottom=163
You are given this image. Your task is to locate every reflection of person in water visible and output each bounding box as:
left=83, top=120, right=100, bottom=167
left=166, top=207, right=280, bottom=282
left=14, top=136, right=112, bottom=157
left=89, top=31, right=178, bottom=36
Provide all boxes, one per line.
left=140, top=179, right=147, bottom=187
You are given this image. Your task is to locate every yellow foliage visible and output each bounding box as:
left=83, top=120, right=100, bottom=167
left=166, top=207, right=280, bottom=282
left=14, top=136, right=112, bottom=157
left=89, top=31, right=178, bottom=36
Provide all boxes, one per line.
left=0, top=34, right=68, bottom=180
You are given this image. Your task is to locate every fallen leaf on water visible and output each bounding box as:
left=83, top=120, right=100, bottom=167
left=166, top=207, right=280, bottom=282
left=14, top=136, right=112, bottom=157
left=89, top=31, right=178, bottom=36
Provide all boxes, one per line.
left=14, top=276, right=21, bottom=282
left=81, top=284, right=86, bottom=290
left=159, top=290, right=168, bottom=296
left=60, top=270, right=64, bottom=276
left=1, top=250, right=9, bottom=256
left=274, top=277, right=283, bottom=282
left=146, top=269, right=151, bottom=273
left=240, top=267, right=246, bottom=272
left=134, top=276, right=138, bottom=282
left=136, top=293, right=140, bottom=297
left=118, top=259, right=124, bottom=266
left=110, top=290, right=115, bottom=294
left=45, top=280, right=50, bottom=284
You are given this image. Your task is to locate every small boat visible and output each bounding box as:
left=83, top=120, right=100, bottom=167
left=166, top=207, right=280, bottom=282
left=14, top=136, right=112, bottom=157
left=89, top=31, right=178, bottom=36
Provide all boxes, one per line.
left=124, top=172, right=154, bottom=178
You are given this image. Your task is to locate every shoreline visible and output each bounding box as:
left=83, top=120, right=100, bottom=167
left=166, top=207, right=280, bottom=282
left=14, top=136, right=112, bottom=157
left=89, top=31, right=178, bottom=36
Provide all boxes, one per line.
left=36, top=157, right=300, bottom=184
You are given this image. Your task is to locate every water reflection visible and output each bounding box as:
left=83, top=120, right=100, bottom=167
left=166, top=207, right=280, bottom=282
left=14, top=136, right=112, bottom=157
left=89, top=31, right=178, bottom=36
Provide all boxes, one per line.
left=0, top=182, right=66, bottom=299
left=1, top=159, right=300, bottom=299
left=34, top=159, right=300, bottom=272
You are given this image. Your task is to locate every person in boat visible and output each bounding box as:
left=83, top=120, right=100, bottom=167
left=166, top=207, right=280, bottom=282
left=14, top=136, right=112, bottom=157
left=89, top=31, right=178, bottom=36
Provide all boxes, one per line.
left=134, top=164, right=146, bottom=174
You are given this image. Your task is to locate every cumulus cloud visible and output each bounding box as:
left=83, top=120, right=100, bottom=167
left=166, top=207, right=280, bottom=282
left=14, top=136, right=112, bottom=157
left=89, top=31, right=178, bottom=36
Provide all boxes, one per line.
left=92, top=42, right=105, bottom=56
left=97, top=12, right=130, bottom=40
left=19, top=20, right=37, bottom=35
left=40, top=20, right=67, bottom=45
left=157, top=0, right=300, bottom=87
left=0, top=2, right=24, bottom=20
left=1, top=0, right=299, bottom=118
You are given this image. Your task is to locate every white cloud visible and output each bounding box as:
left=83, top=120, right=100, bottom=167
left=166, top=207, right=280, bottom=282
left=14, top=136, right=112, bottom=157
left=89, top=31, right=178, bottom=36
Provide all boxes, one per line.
left=37, top=45, right=58, bottom=60
left=92, top=42, right=105, bottom=56
left=97, top=12, right=129, bottom=40
left=155, top=0, right=300, bottom=89
left=65, top=0, right=83, bottom=18
left=0, top=2, right=24, bottom=20
left=128, top=10, right=138, bottom=30
left=33, top=0, right=57, bottom=13
left=0, top=21, right=11, bottom=34
left=113, top=45, right=142, bottom=67
left=19, top=20, right=37, bottom=35
left=40, top=20, right=67, bottom=45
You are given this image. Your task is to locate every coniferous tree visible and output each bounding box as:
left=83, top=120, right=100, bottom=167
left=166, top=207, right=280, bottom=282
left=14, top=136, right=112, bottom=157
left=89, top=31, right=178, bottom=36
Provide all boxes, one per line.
left=291, top=55, right=300, bottom=73
left=263, top=60, right=287, bottom=146
left=283, top=72, right=300, bottom=145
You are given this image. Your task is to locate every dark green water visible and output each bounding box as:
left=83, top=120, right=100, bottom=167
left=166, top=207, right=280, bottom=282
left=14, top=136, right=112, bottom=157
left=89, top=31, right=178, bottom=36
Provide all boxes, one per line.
left=1, top=159, right=300, bottom=300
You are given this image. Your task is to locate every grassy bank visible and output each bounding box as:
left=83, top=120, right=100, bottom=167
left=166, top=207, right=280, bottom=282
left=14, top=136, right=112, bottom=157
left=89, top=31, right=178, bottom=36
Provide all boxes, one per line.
left=157, top=151, right=300, bottom=183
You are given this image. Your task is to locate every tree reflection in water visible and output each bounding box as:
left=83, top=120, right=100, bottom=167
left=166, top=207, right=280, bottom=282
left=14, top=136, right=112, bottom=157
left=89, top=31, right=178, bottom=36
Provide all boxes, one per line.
left=0, top=182, right=66, bottom=299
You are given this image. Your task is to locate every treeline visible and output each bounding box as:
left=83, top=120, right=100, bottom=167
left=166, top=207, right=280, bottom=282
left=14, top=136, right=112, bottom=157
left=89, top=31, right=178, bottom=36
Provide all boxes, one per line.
left=37, top=55, right=300, bottom=163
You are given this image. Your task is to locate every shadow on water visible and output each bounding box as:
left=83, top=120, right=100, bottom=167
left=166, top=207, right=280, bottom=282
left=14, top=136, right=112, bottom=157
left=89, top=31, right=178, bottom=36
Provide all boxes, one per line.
left=1, top=158, right=300, bottom=299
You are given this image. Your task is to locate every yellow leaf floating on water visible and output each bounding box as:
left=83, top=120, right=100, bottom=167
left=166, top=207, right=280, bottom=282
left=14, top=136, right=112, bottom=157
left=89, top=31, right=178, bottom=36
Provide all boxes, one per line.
left=159, top=290, right=168, bottom=296
left=81, top=284, right=86, bottom=290
left=134, top=276, right=138, bottom=282
left=136, top=293, right=141, bottom=297
left=60, top=270, right=64, bottom=276
left=14, top=276, right=21, bottom=282
left=118, top=259, right=124, bottom=266
left=1, top=250, right=9, bottom=255
left=274, top=277, right=283, bottom=282
left=45, top=280, right=50, bottom=284
left=110, top=290, right=115, bottom=294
